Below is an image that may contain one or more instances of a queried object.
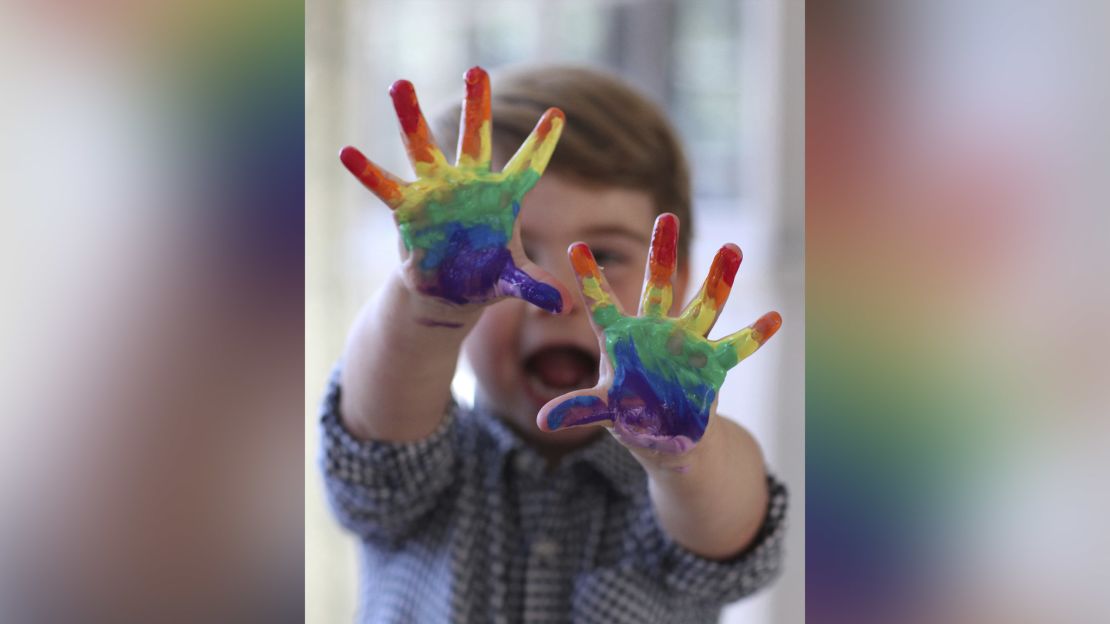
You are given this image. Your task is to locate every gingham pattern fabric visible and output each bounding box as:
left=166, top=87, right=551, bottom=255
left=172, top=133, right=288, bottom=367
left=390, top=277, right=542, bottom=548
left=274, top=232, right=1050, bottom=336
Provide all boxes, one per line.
left=320, top=370, right=787, bottom=623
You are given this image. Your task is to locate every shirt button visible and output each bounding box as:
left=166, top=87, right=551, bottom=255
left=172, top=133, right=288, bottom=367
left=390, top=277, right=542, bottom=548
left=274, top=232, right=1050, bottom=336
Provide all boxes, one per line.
left=514, top=454, right=530, bottom=472
left=532, top=538, right=559, bottom=560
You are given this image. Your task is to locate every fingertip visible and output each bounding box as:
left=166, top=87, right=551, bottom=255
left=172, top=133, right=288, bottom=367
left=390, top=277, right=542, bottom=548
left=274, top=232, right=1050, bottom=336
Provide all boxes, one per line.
left=521, top=279, right=567, bottom=315
left=388, top=79, right=414, bottom=99
left=655, top=212, right=680, bottom=232
left=568, top=242, right=596, bottom=276
left=464, top=66, right=488, bottom=84
left=339, top=145, right=365, bottom=172
left=752, top=311, right=783, bottom=343
left=389, top=80, right=422, bottom=133
left=536, top=409, right=555, bottom=432
left=717, top=244, right=743, bottom=286
left=650, top=213, right=680, bottom=272
left=536, top=108, right=565, bottom=139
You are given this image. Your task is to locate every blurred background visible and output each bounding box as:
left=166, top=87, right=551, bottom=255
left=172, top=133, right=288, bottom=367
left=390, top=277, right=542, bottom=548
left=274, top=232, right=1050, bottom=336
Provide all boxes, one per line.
left=807, top=1, right=1110, bottom=623
left=306, top=0, right=804, bottom=622
left=0, top=0, right=303, bottom=622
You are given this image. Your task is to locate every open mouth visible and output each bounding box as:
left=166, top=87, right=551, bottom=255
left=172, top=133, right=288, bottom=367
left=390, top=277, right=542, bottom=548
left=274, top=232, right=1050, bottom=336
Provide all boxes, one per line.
left=522, top=345, right=599, bottom=406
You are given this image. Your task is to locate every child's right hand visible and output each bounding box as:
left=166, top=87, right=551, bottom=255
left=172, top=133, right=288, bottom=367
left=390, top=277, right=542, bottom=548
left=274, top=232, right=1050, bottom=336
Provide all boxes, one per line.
left=340, top=66, right=572, bottom=315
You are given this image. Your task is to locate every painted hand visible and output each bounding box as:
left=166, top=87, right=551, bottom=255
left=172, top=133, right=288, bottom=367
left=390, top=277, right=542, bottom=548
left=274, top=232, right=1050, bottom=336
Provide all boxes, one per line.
left=537, top=214, right=782, bottom=454
left=340, top=67, right=571, bottom=313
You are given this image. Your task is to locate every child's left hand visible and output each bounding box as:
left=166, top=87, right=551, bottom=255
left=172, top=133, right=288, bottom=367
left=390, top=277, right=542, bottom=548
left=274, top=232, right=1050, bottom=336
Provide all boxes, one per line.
left=537, top=213, right=781, bottom=454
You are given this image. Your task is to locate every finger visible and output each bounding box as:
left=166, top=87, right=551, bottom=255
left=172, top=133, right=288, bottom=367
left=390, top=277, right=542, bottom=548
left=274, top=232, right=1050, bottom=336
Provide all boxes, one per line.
left=568, top=242, right=625, bottom=329
left=713, top=311, right=782, bottom=369
left=638, top=213, right=679, bottom=317
left=677, top=243, right=742, bottom=336
left=501, top=108, right=565, bottom=193
left=389, top=79, right=449, bottom=177
left=537, top=390, right=610, bottom=432
left=456, top=66, right=492, bottom=170
left=339, top=146, right=405, bottom=208
left=496, top=257, right=573, bottom=315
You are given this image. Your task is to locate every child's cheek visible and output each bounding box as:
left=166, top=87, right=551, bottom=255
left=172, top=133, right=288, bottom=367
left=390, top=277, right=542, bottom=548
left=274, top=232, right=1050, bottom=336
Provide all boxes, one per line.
left=463, top=300, right=525, bottom=400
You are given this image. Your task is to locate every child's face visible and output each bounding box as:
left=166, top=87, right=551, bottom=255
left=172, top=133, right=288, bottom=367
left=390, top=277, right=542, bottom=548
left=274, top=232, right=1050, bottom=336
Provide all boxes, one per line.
left=464, top=173, right=689, bottom=450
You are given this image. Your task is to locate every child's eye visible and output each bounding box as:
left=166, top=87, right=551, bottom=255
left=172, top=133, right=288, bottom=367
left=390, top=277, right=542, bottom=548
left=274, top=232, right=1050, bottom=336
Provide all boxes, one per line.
left=592, top=249, right=627, bottom=267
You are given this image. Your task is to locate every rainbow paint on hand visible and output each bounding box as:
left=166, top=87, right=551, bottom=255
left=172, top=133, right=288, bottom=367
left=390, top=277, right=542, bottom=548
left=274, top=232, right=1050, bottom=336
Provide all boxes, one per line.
left=340, top=67, right=567, bottom=313
left=539, top=214, right=782, bottom=453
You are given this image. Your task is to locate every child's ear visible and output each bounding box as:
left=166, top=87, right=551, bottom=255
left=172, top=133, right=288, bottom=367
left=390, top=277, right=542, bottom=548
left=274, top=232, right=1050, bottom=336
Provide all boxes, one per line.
left=669, top=261, right=692, bottom=315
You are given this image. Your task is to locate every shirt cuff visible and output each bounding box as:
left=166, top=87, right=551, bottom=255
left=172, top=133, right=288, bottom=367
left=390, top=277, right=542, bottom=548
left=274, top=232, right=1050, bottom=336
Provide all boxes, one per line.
left=636, top=472, right=788, bottom=603
left=319, top=366, right=458, bottom=541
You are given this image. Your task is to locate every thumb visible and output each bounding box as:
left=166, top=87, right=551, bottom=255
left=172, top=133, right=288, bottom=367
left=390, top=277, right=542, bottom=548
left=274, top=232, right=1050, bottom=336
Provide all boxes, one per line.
left=537, top=389, right=610, bottom=432
left=496, top=256, right=573, bottom=315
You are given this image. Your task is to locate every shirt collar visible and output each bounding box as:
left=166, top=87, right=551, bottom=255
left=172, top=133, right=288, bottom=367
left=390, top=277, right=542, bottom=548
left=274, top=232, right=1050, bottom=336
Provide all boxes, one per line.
left=472, top=404, right=645, bottom=499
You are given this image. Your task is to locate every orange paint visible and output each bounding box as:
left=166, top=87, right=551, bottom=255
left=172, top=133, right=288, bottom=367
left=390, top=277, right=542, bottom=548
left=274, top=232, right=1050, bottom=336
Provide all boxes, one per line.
left=340, top=146, right=402, bottom=205
left=569, top=242, right=600, bottom=278
left=534, top=108, right=565, bottom=141
left=460, top=67, right=490, bottom=161
left=750, top=311, right=782, bottom=344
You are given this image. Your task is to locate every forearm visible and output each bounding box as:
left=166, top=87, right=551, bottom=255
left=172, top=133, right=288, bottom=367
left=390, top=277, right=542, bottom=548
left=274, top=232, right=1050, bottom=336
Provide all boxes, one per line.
left=340, top=269, right=481, bottom=442
left=636, top=414, right=769, bottom=560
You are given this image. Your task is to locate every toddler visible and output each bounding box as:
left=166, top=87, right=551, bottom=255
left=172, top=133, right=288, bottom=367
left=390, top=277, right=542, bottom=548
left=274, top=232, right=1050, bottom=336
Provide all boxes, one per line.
left=321, top=65, right=787, bottom=623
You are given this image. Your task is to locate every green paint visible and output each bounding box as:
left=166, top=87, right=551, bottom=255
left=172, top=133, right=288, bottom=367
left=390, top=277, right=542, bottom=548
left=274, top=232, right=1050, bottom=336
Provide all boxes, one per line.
left=393, top=171, right=536, bottom=252
left=591, top=303, right=622, bottom=328
left=604, top=316, right=734, bottom=402
left=715, top=341, right=740, bottom=369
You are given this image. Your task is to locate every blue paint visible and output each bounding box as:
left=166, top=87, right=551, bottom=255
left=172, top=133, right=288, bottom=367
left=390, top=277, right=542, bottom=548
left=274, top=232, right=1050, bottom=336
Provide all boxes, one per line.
left=414, top=225, right=562, bottom=314
left=608, top=336, right=714, bottom=443
left=546, top=394, right=606, bottom=430
left=466, top=222, right=509, bottom=249
left=544, top=338, right=715, bottom=444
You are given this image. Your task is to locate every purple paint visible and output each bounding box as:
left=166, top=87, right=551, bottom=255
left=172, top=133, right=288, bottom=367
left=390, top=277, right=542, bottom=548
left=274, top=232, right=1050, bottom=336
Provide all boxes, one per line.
left=416, top=318, right=465, bottom=328
left=419, top=230, right=562, bottom=314
left=545, top=335, right=711, bottom=454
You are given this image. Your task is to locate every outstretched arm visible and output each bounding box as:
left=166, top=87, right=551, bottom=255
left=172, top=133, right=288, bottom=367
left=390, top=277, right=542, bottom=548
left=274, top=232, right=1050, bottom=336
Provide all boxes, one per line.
left=539, top=213, right=782, bottom=558
left=338, top=67, right=569, bottom=442
left=641, top=409, right=772, bottom=560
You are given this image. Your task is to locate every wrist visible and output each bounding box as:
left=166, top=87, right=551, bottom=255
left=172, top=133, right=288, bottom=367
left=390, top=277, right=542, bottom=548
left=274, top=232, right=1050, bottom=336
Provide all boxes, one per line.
left=394, top=269, right=484, bottom=329
left=629, top=410, right=724, bottom=476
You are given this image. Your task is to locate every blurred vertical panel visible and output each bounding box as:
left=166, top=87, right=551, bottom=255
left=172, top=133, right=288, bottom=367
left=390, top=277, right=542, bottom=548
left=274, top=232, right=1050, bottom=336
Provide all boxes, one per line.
left=0, top=0, right=305, bottom=622
left=807, top=1, right=1110, bottom=622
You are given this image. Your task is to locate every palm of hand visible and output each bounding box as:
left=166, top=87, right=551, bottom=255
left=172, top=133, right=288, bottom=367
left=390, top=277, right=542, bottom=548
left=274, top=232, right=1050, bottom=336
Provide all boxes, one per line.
left=340, top=67, right=567, bottom=313
left=538, top=214, right=782, bottom=454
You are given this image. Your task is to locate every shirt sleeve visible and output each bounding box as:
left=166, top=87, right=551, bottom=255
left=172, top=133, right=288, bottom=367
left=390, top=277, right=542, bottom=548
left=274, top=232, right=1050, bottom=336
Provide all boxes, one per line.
left=632, top=472, right=789, bottom=605
left=318, top=367, right=459, bottom=544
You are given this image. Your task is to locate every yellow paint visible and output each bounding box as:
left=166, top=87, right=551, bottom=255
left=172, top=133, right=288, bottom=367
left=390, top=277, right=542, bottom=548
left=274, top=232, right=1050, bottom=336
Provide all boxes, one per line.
left=456, top=119, right=492, bottom=170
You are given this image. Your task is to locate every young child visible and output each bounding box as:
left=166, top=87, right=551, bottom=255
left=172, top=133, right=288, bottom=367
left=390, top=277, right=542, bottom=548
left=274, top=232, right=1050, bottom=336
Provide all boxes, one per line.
left=322, top=65, right=787, bottom=623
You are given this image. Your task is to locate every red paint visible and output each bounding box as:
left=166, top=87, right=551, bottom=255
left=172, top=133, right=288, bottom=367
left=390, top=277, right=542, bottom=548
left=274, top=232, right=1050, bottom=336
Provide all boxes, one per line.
left=534, top=108, right=565, bottom=141
left=648, top=213, right=679, bottom=284
left=390, top=79, right=437, bottom=165
left=750, top=311, right=782, bottom=344
left=340, top=146, right=402, bottom=205
left=705, top=244, right=742, bottom=306
left=460, top=67, right=490, bottom=161
left=569, top=242, right=600, bottom=278
left=389, top=80, right=421, bottom=134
